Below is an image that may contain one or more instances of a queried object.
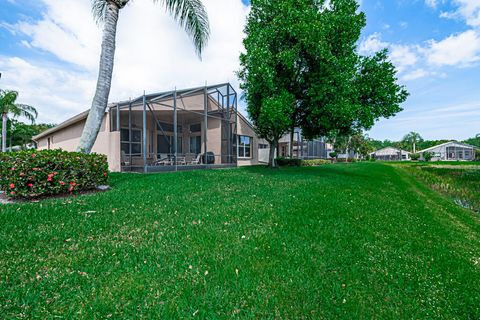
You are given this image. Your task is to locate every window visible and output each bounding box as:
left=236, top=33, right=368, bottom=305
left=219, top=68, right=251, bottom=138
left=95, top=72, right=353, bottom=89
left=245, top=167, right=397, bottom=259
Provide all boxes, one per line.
left=158, top=135, right=182, bottom=154
left=121, top=128, right=142, bottom=156
left=238, top=135, right=252, bottom=158
left=190, top=123, right=202, bottom=133
left=259, top=143, right=269, bottom=149
left=190, top=136, right=202, bottom=154
left=157, top=122, right=182, bottom=133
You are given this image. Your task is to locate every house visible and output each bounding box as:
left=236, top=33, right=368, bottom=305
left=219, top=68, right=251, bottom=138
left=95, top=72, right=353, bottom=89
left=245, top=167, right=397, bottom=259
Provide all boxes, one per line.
left=418, top=141, right=476, bottom=161
left=33, top=83, right=262, bottom=172
left=276, top=128, right=332, bottom=159
left=370, top=147, right=411, bottom=161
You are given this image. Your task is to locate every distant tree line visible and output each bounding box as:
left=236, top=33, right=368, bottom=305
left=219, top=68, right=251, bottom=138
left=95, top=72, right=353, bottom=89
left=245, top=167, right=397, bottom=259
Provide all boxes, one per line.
left=0, top=119, right=55, bottom=150
left=369, top=132, right=480, bottom=153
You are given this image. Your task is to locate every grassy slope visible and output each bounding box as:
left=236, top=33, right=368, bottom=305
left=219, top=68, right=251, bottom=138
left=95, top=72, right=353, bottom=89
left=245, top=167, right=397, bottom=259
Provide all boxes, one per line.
left=396, top=163, right=480, bottom=213
left=0, top=163, right=479, bottom=319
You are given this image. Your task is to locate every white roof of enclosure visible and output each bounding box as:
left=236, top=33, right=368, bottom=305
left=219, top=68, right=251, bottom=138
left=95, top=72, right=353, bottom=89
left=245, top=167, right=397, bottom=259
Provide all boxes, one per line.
left=370, top=147, right=410, bottom=156
left=418, top=141, right=476, bottom=153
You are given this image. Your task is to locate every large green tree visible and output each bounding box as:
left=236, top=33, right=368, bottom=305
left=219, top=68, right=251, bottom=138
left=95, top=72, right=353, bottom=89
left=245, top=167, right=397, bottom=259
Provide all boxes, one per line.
left=239, top=0, right=408, bottom=167
left=78, top=0, right=210, bottom=153
left=0, top=90, right=37, bottom=152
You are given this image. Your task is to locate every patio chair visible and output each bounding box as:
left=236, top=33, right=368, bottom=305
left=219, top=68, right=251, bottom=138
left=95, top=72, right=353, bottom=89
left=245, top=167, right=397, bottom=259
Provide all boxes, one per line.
left=176, top=156, right=187, bottom=165
left=190, top=154, right=202, bottom=165
left=154, top=154, right=171, bottom=166
left=121, top=150, right=130, bottom=166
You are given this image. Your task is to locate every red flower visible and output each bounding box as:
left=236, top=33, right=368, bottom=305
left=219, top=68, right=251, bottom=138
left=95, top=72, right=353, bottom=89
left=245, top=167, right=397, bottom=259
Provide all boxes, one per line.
left=69, top=186, right=74, bottom=192
left=10, top=191, right=15, bottom=195
left=19, top=172, right=25, bottom=177
left=31, top=154, right=36, bottom=158
left=9, top=183, right=15, bottom=189
left=47, top=177, right=52, bottom=181
left=10, top=167, right=16, bottom=171
left=59, top=181, right=65, bottom=186
left=70, top=182, right=77, bottom=186
left=28, top=183, right=33, bottom=188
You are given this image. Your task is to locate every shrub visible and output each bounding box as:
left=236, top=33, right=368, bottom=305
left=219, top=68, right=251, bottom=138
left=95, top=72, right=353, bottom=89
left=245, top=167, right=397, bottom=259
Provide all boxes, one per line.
left=301, top=159, right=331, bottom=166
left=411, top=153, right=420, bottom=161
left=0, top=149, right=109, bottom=198
left=329, top=152, right=338, bottom=158
left=275, top=157, right=302, bottom=167
left=423, top=152, right=433, bottom=162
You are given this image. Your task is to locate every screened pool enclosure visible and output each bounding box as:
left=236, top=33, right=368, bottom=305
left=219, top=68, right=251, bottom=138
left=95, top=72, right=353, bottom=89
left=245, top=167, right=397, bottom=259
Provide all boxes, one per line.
left=109, top=83, right=238, bottom=172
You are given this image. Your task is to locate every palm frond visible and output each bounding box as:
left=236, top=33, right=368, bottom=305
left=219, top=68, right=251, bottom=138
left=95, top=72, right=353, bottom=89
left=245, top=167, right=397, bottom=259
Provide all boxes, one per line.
left=155, top=0, right=210, bottom=58
left=0, top=90, right=37, bottom=123
left=16, top=104, right=38, bottom=123
left=92, top=0, right=130, bottom=24
left=92, top=0, right=109, bottom=24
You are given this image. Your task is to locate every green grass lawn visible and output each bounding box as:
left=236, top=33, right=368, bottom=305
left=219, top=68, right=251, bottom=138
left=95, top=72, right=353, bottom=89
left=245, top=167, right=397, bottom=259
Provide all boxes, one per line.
left=1, top=163, right=479, bottom=318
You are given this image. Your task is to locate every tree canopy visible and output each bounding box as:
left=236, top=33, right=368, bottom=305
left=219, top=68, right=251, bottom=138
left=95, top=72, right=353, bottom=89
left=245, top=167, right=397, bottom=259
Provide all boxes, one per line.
left=239, top=0, right=408, bottom=166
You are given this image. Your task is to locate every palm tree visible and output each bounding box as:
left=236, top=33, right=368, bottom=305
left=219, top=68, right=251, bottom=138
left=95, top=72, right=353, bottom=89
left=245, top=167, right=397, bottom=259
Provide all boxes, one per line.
left=0, top=90, right=37, bottom=152
left=77, top=0, right=210, bottom=153
left=402, top=131, right=423, bottom=154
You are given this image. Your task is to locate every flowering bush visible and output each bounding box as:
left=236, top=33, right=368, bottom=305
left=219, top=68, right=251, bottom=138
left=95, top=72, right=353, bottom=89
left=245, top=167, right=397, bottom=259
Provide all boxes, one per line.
left=0, top=149, right=108, bottom=198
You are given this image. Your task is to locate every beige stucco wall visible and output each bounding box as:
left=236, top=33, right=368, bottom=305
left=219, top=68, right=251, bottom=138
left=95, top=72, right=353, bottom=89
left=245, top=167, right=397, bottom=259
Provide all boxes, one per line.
left=36, top=114, right=121, bottom=172
left=35, top=109, right=262, bottom=171
left=237, top=114, right=260, bottom=166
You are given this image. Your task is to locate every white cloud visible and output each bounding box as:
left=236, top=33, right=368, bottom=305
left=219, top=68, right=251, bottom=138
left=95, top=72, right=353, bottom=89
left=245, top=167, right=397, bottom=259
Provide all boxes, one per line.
left=440, top=0, right=480, bottom=27
left=425, top=0, right=440, bottom=9
left=426, top=29, right=480, bottom=66
left=359, top=33, right=388, bottom=53
left=389, top=44, right=419, bottom=73
left=0, top=56, right=95, bottom=124
left=359, top=28, right=480, bottom=81
left=2, top=0, right=249, bottom=124
left=402, top=68, right=430, bottom=81
left=359, top=33, right=421, bottom=77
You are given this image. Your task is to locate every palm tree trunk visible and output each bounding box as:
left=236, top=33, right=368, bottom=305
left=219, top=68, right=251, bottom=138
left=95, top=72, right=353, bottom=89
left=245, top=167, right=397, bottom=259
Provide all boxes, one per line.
left=77, top=2, right=120, bottom=153
left=2, top=113, right=7, bottom=153
left=413, top=142, right=416, bottom=154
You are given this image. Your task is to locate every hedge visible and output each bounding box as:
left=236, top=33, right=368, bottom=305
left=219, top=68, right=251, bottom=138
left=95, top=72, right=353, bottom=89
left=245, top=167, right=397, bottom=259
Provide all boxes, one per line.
left=275, top=157, right=331, bottom=167
left=275, top=157, right=302, bottom=167
left=0, top=149, right=109, bottom=198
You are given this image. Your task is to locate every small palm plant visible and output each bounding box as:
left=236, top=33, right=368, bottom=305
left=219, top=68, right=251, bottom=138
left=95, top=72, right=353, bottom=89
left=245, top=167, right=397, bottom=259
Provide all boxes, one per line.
left=0, top=90, right=37, bottom=152
left=78, top=0, right=210, bottom=153
left=402, top=131, right=423, bottom=153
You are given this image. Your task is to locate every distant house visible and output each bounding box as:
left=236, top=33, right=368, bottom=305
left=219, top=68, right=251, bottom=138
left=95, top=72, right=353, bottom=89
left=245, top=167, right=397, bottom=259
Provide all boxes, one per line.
left=33, top=83, right=263, bottom=172
left=370, top=147, right=410, bottom=161
left=418, top=141, right=476, bottom=161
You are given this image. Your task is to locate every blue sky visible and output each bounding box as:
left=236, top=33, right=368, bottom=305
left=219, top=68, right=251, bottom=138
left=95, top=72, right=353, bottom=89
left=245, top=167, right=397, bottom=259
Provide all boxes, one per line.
left=1, top=0, right=479, bottom=141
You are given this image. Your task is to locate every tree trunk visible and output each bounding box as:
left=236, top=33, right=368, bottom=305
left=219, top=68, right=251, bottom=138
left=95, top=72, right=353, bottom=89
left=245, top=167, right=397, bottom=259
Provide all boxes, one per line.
left=413, top=142, right=416, bottom=154
left=268, top=140, right=278, bottom=168
left=77, top=2, right=120, bottom=153
left=1, top=113, right=7, bottom=152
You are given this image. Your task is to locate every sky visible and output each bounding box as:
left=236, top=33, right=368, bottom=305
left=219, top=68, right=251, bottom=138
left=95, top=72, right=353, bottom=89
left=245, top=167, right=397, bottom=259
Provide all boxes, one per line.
left=0, top=0, right=479, bottom=141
